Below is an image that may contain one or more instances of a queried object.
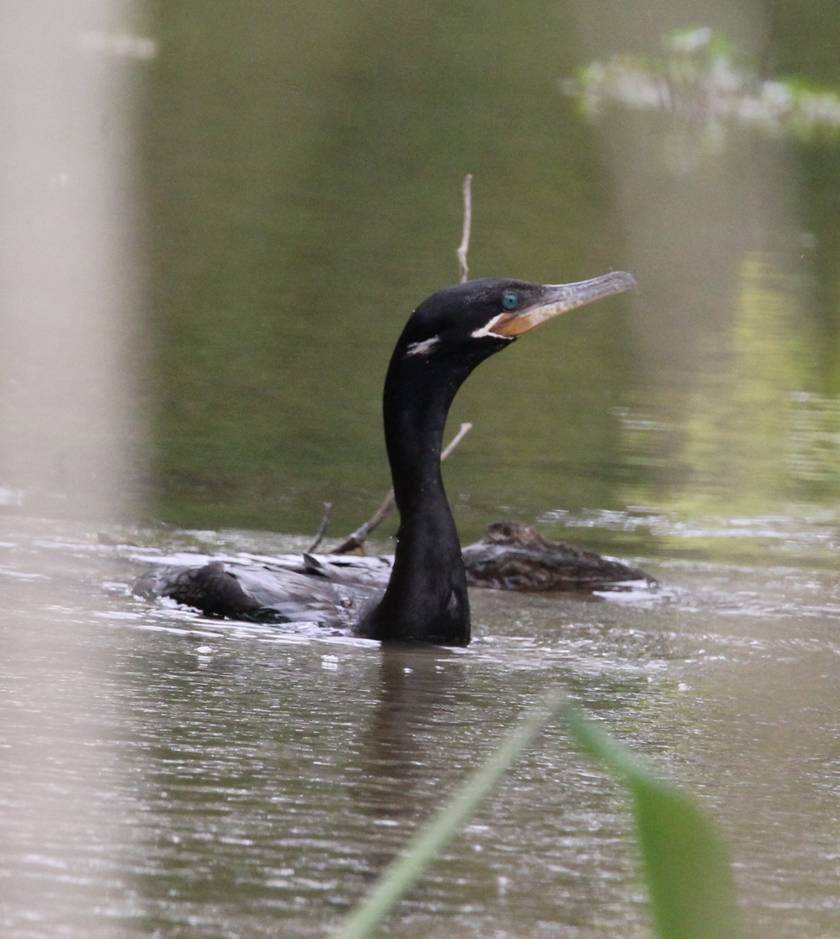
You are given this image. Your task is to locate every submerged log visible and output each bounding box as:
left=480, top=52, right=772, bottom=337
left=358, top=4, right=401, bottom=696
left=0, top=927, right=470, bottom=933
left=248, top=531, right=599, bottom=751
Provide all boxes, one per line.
left=462, top=521, right=652, bottom=593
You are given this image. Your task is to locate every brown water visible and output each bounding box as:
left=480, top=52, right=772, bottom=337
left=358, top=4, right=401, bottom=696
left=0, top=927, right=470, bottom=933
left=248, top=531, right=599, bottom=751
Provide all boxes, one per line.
left=2, top=514, right=839, bottom=938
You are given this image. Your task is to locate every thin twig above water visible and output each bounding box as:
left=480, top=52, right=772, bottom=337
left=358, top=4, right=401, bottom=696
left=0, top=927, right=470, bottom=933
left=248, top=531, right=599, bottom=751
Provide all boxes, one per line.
left=329, top=422, right=473, bottom=554
left=456, top=172, right=473, bottom=284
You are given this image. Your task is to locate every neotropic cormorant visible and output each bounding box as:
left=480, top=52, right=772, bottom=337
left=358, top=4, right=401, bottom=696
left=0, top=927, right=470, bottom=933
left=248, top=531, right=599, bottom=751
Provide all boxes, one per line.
left=135, top=273, right=636, bottom=645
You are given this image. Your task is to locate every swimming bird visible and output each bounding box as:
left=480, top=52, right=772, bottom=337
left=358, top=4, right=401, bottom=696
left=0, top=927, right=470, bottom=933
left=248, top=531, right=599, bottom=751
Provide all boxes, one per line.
left=134, top=272, right=636, bottom=645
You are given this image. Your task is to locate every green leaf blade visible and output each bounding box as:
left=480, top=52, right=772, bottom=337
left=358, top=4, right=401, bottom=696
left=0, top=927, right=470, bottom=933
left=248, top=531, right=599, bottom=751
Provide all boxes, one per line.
left=568, top=710, right=740, bottom=939
left=329, top=689, right=567, bottom=939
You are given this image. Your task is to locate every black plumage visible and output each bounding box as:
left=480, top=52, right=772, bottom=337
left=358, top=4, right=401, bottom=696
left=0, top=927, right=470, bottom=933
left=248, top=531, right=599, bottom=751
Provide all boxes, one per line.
left=134, top=272, right=636, bottom=645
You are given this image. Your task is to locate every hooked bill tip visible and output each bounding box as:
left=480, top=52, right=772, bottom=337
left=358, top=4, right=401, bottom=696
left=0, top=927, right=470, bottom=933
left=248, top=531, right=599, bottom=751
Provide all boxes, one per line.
left=489, top=270, right=637, bottom=338
left=609, top=270, right=637, bottom=292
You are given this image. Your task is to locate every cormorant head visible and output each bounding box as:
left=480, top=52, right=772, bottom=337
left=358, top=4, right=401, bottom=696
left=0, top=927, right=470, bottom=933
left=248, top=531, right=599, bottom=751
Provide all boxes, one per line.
left=397, top=272, right=636, bottom=368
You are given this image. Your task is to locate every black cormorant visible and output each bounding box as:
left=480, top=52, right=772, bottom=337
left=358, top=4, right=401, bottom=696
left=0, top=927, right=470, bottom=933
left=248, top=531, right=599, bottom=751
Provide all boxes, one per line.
left=135, top=272, right=636, bottom=645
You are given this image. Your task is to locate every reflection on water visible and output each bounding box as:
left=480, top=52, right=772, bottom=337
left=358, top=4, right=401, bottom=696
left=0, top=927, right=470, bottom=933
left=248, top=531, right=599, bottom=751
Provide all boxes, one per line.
left=565, top=25, right=840, bottom=176
left=1, top=515, right=839, bottom=938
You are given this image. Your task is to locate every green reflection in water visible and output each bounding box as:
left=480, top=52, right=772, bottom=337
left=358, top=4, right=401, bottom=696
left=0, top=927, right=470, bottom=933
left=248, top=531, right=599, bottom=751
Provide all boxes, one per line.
left=673, top=253, right=799, bottom=514
left=664, top=250, right=840, bottom=516
left=143, top=2, right=627, bottom=536
left=139, top=2, right=840, bottom=567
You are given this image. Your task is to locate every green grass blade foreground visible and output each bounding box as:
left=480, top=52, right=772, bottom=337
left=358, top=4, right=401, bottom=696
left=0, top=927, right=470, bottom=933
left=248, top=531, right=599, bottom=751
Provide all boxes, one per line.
left=328, top=689, right=567, bottom=939
left=568, top=711, right=740, bottom=939
left=330, top=695, right=739, bottom=939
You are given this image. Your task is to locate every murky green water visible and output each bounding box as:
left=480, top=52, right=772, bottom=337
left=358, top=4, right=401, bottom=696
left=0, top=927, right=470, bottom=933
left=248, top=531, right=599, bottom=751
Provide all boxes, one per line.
left=3, top=2, right=840, bottom=937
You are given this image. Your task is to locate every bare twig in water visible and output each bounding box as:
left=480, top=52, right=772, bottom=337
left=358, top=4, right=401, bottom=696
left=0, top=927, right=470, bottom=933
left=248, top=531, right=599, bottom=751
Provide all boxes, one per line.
left=326, top=177, right=477, bottom=556
left=330, top=422, right=473, bottom=554
left=456, top=173, right=473, bottom=284
left=307, top=501, right=333, bottom=553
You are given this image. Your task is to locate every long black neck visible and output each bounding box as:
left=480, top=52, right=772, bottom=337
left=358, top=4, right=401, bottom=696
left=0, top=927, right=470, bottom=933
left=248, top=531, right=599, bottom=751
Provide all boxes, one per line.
left=359, top=348, right=472, bottom=645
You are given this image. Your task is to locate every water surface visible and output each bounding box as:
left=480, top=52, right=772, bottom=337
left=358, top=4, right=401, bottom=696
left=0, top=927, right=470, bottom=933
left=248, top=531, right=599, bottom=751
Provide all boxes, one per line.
left=2, top=514, right=838, bottom=937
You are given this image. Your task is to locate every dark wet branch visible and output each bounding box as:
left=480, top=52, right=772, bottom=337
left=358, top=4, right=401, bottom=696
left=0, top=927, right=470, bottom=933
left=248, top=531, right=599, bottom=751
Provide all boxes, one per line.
left=306, top=501, right=333, bottom=553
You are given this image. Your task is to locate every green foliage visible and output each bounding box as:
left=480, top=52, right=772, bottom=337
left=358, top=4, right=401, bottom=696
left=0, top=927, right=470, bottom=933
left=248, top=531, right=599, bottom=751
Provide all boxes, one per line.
left=330, top=696, right=739, bottom=939
left=329, top=690, right=567, bottom=939
left=568, top=711, right=739, bottom=939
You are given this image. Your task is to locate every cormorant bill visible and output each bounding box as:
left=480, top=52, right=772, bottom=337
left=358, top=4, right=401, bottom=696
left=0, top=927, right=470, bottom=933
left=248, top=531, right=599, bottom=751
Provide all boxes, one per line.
left=134, top=272, right=636, bottom=646
left=359, top=272, right=636, bottom=645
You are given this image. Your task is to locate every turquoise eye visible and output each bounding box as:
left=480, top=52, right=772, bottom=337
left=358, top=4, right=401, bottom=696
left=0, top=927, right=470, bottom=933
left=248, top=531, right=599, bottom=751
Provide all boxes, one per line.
left=501, top=291, right=519, bottom=310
